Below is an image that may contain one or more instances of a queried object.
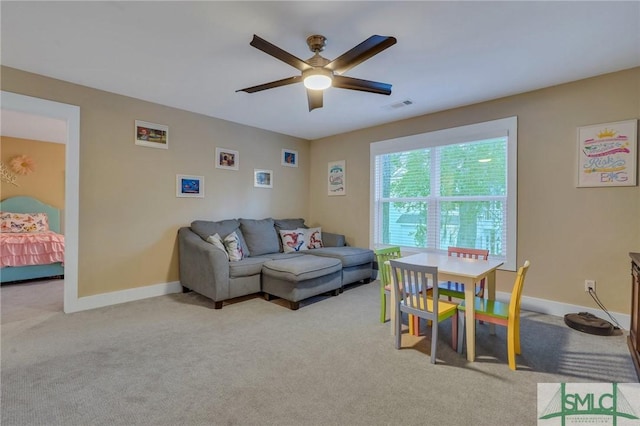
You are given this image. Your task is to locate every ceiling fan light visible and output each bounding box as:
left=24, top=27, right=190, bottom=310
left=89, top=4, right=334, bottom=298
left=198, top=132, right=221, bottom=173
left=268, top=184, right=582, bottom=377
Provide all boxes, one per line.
left=303, top=69, right=333, bottom=90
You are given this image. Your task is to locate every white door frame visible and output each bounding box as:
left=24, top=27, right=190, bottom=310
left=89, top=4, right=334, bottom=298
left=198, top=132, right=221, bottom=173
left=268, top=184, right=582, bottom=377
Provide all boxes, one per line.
left=1, top=91, right=80, bottom=313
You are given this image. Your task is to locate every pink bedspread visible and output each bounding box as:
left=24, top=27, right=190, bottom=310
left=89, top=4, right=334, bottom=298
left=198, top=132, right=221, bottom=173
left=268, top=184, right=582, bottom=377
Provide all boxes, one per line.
left=0, top=231, right=65, bottom=267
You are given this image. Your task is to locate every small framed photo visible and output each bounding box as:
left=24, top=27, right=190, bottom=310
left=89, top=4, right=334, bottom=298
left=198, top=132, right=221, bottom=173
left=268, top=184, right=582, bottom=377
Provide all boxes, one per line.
left=281, top=149, right=298, bottom=167
left=176, top=174, right=204, bottom=198
left=215, top=147, right=239, bottom=170
left=254, top=169, right=273, bottom=188
left=135, top=120, right=168, bottom=149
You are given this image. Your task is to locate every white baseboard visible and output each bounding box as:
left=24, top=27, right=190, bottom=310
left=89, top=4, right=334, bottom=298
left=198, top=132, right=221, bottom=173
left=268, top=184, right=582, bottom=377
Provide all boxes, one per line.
left=496, top=291, right=630, bottom=331
left=65, top=281, right=182, bottom=313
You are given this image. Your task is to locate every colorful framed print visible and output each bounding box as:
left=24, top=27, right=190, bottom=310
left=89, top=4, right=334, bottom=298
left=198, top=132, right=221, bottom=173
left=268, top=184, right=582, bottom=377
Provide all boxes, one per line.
left=254, top=169, right=273, bottom=188
left=328, top=160, right=346, bottom=196
left=282, top=149, right=298, bottom=167
left=215, top=147, right=239, bottom=170
left=176, top=174, right=204, bottom=198
left=577, top=119, right=637, bottom=187
left=135, top=120, right=168, bottom=149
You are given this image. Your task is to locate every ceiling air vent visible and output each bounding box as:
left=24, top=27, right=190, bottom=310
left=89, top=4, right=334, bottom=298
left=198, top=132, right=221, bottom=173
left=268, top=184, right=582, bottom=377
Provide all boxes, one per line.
left=387, top=99, right=414, bottom=109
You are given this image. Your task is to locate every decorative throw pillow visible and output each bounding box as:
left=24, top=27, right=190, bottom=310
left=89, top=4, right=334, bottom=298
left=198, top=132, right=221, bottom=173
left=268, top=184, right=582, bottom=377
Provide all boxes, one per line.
left=206, top=233, right=229, bottom=260
left=305, top=227, right=323, bottom=249
left=0, top=212, right=49, bottom=233
left=279, top=229, right=308, bottom=253
left=223, top=231, right=245, bottom=261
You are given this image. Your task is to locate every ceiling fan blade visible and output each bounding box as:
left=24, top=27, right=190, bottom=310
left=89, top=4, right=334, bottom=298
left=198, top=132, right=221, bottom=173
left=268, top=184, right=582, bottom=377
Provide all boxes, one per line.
left=236, top=76, right=302, bottom=93
left=307, top=89, right=323, bottom=111
left=250, top=35, right=312, bottom=72
left=332, top=75, right=392, bottom=95
left=326, top=35, right=397, bottom=75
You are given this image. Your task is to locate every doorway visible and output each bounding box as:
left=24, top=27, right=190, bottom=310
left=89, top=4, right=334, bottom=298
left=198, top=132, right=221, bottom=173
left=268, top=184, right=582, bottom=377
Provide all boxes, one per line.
left=1, top=91, right=80, bottom=313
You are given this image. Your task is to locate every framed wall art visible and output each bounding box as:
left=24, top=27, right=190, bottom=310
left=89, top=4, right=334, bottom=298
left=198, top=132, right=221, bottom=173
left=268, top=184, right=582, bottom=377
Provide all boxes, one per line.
left=176, top=174, right=204, bottom=198
left=282, top=149, right=298, bottom=167
left=135, top=120, right=168, bottom=149
left=254, top=169, right=273, bottom=188
left=328, top=160, right=346, bottom=196
left=577, top=119, right=637, bottom=187
left=215, top=147, right=239, bottom=170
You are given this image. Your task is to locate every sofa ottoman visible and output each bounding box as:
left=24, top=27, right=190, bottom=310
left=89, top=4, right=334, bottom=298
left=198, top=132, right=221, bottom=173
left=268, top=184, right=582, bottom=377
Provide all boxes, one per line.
left=262, top=255, right=343, bottom=310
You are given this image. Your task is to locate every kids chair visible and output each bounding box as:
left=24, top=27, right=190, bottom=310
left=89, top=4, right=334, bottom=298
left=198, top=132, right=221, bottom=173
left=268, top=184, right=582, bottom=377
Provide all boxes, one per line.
left=457, top=260, right=531, bottom=370
left=390, top=260, right=459, bottom=363
left=438, top=246, right=490, bottom=300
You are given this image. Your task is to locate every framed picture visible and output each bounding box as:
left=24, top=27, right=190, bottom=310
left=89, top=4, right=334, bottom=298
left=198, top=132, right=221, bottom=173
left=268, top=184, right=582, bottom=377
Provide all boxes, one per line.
left=282, top=149, right=298, bottom=167
left=328, top=160, right=346, bottom=196
left=176, top=174, right=204, bottom=198
left=577, top=119, right=637, bottom=187
left=135, top=120, right=168, bottom=149
left=254, top=169, right=273, bottom=188
left=215, top=147, right=239, bottom=170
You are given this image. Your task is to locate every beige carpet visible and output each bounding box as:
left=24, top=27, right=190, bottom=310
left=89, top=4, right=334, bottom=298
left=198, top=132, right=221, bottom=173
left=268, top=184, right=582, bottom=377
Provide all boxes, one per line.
left=1, top=279, right=636, bottom=426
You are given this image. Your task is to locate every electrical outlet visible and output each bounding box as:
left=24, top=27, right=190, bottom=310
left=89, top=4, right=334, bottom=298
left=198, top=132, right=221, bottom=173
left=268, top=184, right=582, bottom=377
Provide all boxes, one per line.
left=585, top=280, right=596, bottom=292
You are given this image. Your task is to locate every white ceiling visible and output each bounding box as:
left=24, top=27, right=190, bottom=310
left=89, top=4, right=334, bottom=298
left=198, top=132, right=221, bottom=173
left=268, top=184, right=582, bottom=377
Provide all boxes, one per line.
left=0, top=109, right=67, bottom=144
left=2, top=1, right=639, bottom=140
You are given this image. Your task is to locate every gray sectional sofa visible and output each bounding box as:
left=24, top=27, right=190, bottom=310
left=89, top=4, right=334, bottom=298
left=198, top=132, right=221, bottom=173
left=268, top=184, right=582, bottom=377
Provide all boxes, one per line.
left=178, top=217, right=374, bottom=309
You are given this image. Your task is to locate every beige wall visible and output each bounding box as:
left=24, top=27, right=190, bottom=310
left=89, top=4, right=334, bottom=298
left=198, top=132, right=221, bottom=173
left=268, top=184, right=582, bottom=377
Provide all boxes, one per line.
left=0, top=136, right=65, bottom=209
left=309, top=67, right=640, bottom=314
left=3, top=65, right=638, bottom=314
left=1, top=67, right=309, bottom=297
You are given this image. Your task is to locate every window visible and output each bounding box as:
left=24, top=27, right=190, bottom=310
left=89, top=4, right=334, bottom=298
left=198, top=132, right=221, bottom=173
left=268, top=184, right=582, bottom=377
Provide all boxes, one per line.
left=370, top=117, right=517, bottom=270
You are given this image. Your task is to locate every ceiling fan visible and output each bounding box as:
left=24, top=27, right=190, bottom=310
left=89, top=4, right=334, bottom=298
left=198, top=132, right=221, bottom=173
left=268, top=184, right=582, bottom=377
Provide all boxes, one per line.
left=236, top=34, right=397, bottom=111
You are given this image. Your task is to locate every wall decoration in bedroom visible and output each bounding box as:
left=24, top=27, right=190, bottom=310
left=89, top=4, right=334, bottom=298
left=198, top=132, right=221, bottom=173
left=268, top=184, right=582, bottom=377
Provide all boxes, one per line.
left=10, top=155, right=36, bottom=175
left=1, top=162, right=19, bottom=186
left=577, top=119, right=637, bottom=187
left=281, top=149, right=298, bottom=167
left=176, top=174, right=204, bottom=198
left=254, top=169, right=273, bottom=188
left=215, top=147, right=239, bottom=170
left=135, top=120, right=168, bottom=149
left=328, top=160, right=346, bottom=196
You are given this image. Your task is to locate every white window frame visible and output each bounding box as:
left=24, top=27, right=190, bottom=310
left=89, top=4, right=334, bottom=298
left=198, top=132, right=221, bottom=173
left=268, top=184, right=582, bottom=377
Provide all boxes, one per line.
left=370, top=116, right=518, bottom=271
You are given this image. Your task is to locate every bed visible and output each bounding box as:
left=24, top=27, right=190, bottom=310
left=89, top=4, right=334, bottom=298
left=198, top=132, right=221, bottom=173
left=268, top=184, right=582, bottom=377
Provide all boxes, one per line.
left=1, top=196, right=65, bottom=283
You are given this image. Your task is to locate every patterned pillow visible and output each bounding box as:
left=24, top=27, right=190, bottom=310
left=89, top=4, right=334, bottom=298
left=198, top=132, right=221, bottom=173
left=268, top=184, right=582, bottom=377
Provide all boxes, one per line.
left=206, top=233, right=229, bottom=260
left=279, top=229, right=308, bottom=253
left=305, top=227, right=323, bottom=249
left=0, top=212, right=49, bottom=233
left=223, top=231, right=245, bottom=261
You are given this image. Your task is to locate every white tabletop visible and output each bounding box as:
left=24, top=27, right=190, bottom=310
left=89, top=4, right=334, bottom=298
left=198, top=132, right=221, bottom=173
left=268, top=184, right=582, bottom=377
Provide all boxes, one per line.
left=394, top=252, right=504, bottom=278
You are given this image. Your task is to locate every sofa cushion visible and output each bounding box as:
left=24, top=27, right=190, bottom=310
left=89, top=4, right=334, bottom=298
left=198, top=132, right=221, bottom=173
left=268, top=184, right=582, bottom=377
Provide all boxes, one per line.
left=229, top=257, right=269, bottom=278
left=191, top=219, right=250, bottom=256
left=305, top=227, right=323, bottom=249
left=223, top=231, right=246, bottom=261
left=274, top=218, right=307, bottom=231
left=262, top=255, right=342, bottom=282
left=239, top=217, right=280, bottom=256
left=308, top=247, right=374, bottom=268
left=251, top=252, right=307, bottom=261
left=206, top=233, right=229, bottom=259
left=274, top=218, right=307, bottom=252
left=279, top=229, right=308, bottom=253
